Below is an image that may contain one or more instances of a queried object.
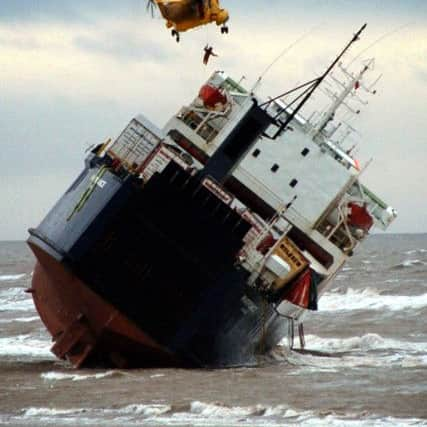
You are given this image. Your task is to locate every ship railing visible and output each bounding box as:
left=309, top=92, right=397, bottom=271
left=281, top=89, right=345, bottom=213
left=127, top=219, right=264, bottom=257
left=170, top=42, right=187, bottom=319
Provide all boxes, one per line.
left=178, top=102, right=234, bottom=141
left=328, top=203, right=355, bottom=244
left=242, top=208, right=294, bottom=285
left=236, top=164, right=359, bottom=260
left=317, top=201, right=357, bottom=252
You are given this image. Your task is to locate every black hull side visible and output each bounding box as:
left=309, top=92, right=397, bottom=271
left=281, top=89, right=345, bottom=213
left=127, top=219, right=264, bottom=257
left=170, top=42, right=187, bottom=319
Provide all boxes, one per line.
left=29, top=156, right=284, bottom=367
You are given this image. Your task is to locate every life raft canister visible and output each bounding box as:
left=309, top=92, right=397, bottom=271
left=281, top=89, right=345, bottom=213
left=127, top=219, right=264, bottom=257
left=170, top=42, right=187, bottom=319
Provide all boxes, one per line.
left=347, top=202, right=373, bottom=231
left=199, top=84, right=227, bottom=108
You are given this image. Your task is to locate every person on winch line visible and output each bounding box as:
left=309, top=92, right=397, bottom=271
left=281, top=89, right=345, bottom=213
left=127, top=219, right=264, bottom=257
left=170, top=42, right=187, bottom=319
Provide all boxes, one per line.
left=203, top=45, right=218, bottom=65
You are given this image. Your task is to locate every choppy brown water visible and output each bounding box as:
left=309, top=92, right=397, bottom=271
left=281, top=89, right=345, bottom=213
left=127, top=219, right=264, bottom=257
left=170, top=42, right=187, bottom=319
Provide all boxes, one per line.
left=1, top=235, right=426, bottom=426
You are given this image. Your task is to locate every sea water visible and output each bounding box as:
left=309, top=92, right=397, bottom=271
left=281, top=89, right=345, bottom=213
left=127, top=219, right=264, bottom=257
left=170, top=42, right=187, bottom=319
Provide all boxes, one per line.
left=0, top=235, right=426, bottom=426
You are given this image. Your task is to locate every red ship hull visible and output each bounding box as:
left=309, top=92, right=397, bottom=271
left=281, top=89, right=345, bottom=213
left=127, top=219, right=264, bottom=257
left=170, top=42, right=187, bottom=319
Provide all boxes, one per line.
left=28, top=242, right=176, bottom=368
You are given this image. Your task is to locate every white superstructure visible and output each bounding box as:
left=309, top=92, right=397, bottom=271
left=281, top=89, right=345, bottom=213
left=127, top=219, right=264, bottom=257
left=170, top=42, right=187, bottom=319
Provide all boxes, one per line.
left=161, top=59, right=396, bottom=325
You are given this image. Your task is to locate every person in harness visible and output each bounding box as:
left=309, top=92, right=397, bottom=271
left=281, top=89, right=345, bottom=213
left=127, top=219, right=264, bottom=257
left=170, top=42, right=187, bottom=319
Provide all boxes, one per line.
left=203, top=45, right=218, bottom=65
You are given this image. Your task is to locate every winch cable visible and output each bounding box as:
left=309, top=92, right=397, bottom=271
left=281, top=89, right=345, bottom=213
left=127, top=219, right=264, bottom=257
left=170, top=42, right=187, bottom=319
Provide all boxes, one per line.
left=259, top=298, right=268, bottom=354
left=288, top=318, right=295, bottom=350
left=348, top=22, right=413, bottom=67
left=298, top=322, right=306, bottom=350
left=258, top=22, right=325, bottom=83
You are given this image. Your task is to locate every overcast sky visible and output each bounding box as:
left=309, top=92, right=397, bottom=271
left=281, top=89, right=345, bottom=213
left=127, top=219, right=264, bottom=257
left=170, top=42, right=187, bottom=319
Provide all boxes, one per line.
left=0, top=0, right=426, bottom=240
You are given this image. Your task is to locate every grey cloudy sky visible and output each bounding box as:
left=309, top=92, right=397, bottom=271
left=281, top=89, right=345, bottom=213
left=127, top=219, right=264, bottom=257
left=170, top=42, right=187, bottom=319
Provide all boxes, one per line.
left=0, top=0, right=426, bottom=239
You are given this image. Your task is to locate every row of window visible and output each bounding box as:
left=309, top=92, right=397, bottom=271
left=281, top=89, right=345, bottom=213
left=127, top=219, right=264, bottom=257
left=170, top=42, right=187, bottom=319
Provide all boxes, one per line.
left=271, top=165, right=298, bottom=187
left=250, top=149, right=300, bottom=188
left=252, top=147, right=310, bottom=158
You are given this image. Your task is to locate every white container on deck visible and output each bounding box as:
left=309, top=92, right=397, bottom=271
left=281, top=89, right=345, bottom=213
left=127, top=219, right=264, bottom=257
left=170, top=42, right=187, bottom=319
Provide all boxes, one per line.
left=265, top=254, right=291, bottom=278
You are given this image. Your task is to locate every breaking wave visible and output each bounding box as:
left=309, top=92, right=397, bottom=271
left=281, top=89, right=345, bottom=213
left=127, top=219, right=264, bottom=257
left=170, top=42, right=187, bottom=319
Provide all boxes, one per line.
left=319, top=288, right=427, bottom=312
left=271, top=333, right=427, bottom=373
left=0, top=274, right=26, bottom=282
left=0, top=316, right=40, bottom=324
left=391, top=259, right=426, bottom=270
left=41, top=371, right=123, bottom=382
left=0, top=334, right=53, bottom=360
left=404, top=249, right=427, bottom=255
left=23, top=407, right=88, bottom=417
left=298, top=333, right=427, bottom=354
left=285, top=351, right=427, bottom=373
left=6, top=401, right=424, bottom=426
left=0, top=287, right=34, bottom=312
left=274, top=351, right=427, bottom=374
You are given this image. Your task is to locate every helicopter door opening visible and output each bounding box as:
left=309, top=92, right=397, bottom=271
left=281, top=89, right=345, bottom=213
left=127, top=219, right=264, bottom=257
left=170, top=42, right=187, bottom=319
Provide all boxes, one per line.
left=195, top=0, right=205, bottom=19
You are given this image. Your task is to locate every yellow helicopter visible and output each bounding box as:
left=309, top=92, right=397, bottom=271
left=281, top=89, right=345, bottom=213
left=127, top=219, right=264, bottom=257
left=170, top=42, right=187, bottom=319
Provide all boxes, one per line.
left=146, top=0, right=229, bottom=42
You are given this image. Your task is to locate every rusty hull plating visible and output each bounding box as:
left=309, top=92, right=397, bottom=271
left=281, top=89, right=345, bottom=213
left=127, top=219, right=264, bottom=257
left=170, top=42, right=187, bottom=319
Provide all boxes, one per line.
left=29, top=243, right=176, bottom=368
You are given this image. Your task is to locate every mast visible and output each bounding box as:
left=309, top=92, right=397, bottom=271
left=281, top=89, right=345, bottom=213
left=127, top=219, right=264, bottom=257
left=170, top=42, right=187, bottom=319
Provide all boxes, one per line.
left=311, top=58, right=374, bottom=139
left=262, top=23, right=367, bottom=140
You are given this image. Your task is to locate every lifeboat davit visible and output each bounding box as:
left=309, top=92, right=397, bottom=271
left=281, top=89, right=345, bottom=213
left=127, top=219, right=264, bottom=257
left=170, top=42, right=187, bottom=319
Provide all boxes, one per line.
left=199, top=84, right=227, bottom=108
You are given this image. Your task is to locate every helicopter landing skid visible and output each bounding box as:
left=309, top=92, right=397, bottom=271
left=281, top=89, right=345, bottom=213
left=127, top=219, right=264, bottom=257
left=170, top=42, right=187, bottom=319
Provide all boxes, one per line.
left=171, top=29, right=180, bottom=42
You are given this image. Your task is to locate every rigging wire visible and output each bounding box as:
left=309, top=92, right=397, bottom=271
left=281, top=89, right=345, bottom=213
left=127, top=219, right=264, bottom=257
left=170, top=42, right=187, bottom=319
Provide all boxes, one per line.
left=348, top=22, right=413, bottom=66
left=258, top=22, right=325, bottom=81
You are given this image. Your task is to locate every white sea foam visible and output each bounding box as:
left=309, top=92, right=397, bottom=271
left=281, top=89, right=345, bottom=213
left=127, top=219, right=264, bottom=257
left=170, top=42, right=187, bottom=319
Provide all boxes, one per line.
left=10, top=402, right=425, bottom=427
left=319, top=287, right=427, bottom=312
left=158, top=402, right=427, bottom=426
left=0, top=334, right=53, bottom=360
left=299, top=333, right=427, bottom=354
left=275, top=333, right=427, bottom=372
left=150, top=373, right=165, bottom=378
left=190, top=400, right=265, bottom=417
left=0, top=297, right=33, bottom=312
left=405, top=249, right=427, bottom=255
left=402, top=259, right=425, bottom=266
left=392, top=259, right=426, bottom=269
left=0, top=316, right=39, bottom=324
left=41, top=371, right=118, bottom=382
left=116, top=403, right=171, bottom=417
left=23, top=407, right=88, bottom=417
left=287, top=351, right=427, bottom=373
left=0, top=273, right=26, bottom=282
left=18, top=404, right=171, bottom=425
left=0, top=287, right=34, bottom=312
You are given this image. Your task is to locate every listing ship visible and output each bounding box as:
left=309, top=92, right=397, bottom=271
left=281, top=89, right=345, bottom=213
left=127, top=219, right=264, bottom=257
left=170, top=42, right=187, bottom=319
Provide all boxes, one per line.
left=27, top=26, right=396, bottom=368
